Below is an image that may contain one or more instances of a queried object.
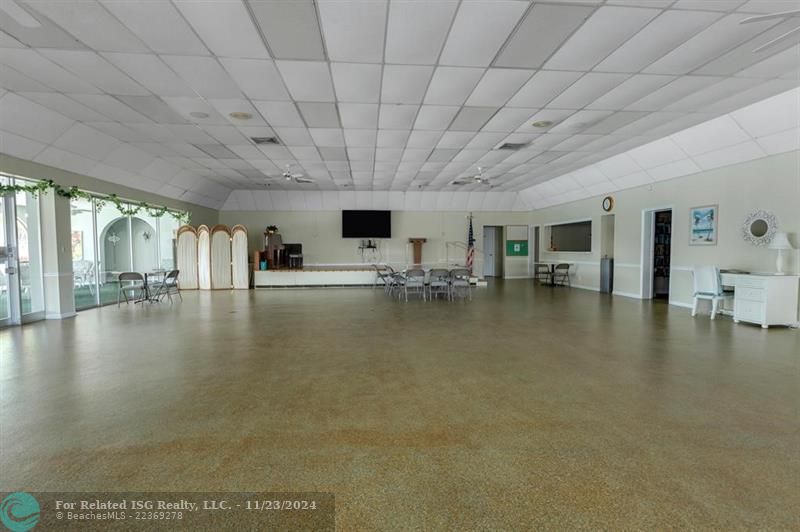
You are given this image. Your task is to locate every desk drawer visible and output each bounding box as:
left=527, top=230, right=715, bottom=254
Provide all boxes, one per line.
left=735, top=277, right=766, bottom=289
left=735, top=299, right=765, bottom=323
left=735, top=287, right=765, bottom=302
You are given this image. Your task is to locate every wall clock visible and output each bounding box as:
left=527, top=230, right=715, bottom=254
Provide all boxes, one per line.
left=602, top=196, right=614, bottom=212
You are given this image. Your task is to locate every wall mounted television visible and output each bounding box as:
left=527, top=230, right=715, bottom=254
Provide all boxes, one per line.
left=342, top=210, right=391, bottom=238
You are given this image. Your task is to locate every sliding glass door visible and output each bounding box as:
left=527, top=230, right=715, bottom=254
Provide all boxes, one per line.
left=0, top=176, right=45, bottom=327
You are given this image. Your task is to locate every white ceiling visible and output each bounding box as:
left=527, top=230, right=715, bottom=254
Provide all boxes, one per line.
left=0, top=0, right=798, bottom=211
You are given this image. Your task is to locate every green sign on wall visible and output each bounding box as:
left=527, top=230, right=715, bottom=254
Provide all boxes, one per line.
left=506, top=240, right=528, bottom=256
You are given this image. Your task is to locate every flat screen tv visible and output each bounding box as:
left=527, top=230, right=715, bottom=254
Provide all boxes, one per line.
left=342, top=210, right=391, bottom=238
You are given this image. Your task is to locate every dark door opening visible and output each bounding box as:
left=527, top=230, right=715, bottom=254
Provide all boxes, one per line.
left=652, top=210, right=672, bottom=300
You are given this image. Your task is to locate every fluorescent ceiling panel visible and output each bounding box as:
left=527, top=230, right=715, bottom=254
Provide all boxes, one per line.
left=297, top=102, right=341, bottom=128
left=220, top=59, right=290, bottom=101
left=318, top=0, right=387, bottom=63
left=39, top=50, right=147, bottom=95
left=330, top=62, right=382, bottom=103
left=162, top=55, right=243, bottom=98
left=381, top=65, right=434, bottom=104
left=22, top=0, right=147, bottom=52
left=99, top=0, right=208, bottom=55
left=385, top=0, right=458, bottom=64
left=247, top=0, right=325, bottom=60
left=465, top=69, right=532, bottom=107
left=276, top=61, right=335, bottom=102
left=174, top=0, right=268, bottom=59
left=545, top=6, right=660, bottom=71
left=595, top=10, right=723, bottom=73
left=439, top=1, right=528, bottom=67
left=338, top=103, right=378, bottom=129
left=495, top=3, right=594, bottom=69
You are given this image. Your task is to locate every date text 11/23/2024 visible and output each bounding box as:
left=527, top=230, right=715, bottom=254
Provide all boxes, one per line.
left=54, top=499, right=319, bottom=512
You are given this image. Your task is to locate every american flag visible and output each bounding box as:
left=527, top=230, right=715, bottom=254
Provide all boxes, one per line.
left=466, top=216, right=475, bottom=273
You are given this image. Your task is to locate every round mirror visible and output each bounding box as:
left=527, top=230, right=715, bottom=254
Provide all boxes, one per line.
left=750, top=219, right=768, bottom=238
left=742, top=210, right=777, bottom=246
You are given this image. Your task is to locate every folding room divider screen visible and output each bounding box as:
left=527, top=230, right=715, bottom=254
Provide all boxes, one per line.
left=176, top=225, right=198, bottom=290
left=210, top=225, right=232, bottom=290
left=197, top=225, right=211, bottom=290
left=231, top=225, right=249, bottom=290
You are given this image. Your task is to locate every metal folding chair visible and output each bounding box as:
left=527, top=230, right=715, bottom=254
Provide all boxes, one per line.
left=427, top=268, right=451, bottom=300
left=150, top=270, right=182, bottom=303
left=553, top=263, right=571, bottom=287
left=117, top=272, right=145, bottom=306
left=534, top=263, right=552, bottom=285
left=449, top=268, right=472, bottom=301
left=401, top=269, right=426, bottom=302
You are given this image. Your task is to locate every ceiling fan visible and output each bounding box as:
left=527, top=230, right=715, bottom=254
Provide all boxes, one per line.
left=740, top=9, right=800, bottom=53
left=265, top=165, right=314, bottom=185
left=451, top=167, right=494, bottom=187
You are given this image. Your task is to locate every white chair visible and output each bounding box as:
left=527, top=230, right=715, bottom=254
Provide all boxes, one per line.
left=691, top=266, right=732, bottom=320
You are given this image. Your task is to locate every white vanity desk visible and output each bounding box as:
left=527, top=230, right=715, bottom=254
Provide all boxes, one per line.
left=720, top=272, right=800, bottom=328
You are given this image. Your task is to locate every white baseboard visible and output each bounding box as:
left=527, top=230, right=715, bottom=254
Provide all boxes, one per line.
left=613, top=290, right=642, bottom=299
left=571, top=283, right=599, bottom=292
left=46, top=312, right=77, bottom=320
left=504, top=275, right=532, bottom=279
left=669, top=300, right=693, bottom=309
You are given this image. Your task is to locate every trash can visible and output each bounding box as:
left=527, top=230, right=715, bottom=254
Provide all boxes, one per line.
left=600, top=257, right=614, bottom=293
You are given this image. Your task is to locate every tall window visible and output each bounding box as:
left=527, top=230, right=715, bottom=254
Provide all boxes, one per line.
left=71, top=197, right=96, bottom=310
left=15, top=188, right=44, bottom=315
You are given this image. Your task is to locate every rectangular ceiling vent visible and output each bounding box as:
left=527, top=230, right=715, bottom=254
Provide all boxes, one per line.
left=251, top=136, right=280, bottom=145
left=496, top=142, right=528, bottom=151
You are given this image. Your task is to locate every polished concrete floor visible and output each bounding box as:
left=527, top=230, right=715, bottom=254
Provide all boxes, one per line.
left=2, top=281, right=798, bottom=529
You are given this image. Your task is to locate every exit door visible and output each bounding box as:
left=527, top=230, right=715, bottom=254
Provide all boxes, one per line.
left=482, top=226, right=503, bottom=277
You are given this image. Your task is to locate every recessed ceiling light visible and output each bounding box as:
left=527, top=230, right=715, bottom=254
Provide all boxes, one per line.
left=229, top=112, right=253, bottom=120
left=189, top=111, right=209, bottom=119
left=532, top=120, right=554, bottom=128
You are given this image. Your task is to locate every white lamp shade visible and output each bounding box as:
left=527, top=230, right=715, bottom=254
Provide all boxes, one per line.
left=768, top=232, right=793, bottom=250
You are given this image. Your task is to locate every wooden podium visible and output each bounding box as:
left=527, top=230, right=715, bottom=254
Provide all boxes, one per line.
left=408, top=238, right=427, bottom=266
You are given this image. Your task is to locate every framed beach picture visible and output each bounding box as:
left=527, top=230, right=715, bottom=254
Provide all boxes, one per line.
left=689, top=205, right=718, bottom=246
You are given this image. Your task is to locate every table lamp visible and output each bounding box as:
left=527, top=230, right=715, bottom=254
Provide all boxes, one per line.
left=768, top=232, right=794, bottom=274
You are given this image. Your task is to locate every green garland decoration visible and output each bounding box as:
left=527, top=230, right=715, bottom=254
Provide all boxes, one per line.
left=0, top=179, right=191, bottom=224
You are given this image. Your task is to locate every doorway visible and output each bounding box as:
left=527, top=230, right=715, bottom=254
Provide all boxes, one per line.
left=641, top=208, right=672, bottom=300
left=482, top=225, right=504, bottom=277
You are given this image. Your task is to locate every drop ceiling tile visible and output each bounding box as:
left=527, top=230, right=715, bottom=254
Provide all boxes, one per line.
left=248, top=0, right=325, bottom=60
left=103, top=53, right=196, bottom=97
left=671, top=0, right=747, bottom=10
left=201, top=126, right=251, bottom=145
left=755, top=127, right=800, bottom=155
left=670, top=115, right=750, bottom=156
left=174, top=0, right=268, bottom=59
left=414, top=105, right=459, bottom=130
left=42, top=49, right=150, bottom=95
left=252, top=101, right=304, bottom=128
left=625, top=76, right=721, bottom=111
left=220, top=59, right=290, bottom=100
left=377, top=129, right=410, bottom=147
left=274, top=127, right=315, bottom=146
left=402, top=148, right=433, bottom=161
left=647, top=158, right=702, bottom=181
left=643, top=14, right=778, bottom=75
left=595, top=10, right=723, bottom=73
left=0, top=48, right=99, bottom=93
left=318, top=0, right=387, bottom=63
left=23, top=0, right=148, bottom=52
left=0, top=129, right=46, bottom=159
left=338, top=103, right=379, bottom=129
left=506, top=70, right=583, bottom=108
left=84, top=122, right=151, bottom=142
left=731, top=88, right=800, bottom=138
left=482, top=108, right=536, bottom=132
left=309, top=128, right=345, bottom=147
left=102, top=144, right=155, bottom=173
left=276, top=60, right=335, bottom=102
left=330, top=63, right=382, bottom=104
left=693, top=140, right=767, bottom=170
left=547, top=72, right=630, bottom=109
left=53, top=123, right=121, bottom=161
left=439, top=1, right=528, bottom=67
left=0, top=93, right=74, bottom=143
left=626, top=138, right=688, bottom=169
left=704, top=79, right=799, bottom=113
left=587, top=75, right=675, bottom=110
left=381, top=65, right=434, bottom=104
left=319, top=147, right=348, bottom=161
left=379, top=104, right=419, bottom=129
left=162, top=96, right=228, bottom=125
left=545, top=6, right=660, bottom=71
left=18, top=92, right=107, bottom=122
left=116, top=95, right=189, bottom=124
left=548, top=110, right=615, bottom=133
left=495, top=3, right=594, bottom=69
left=100, top=0, right=208, bottom=55
left=423, top=67, right=486, bottom=106
left=465, top=69, right=533, bottom=107
left=664, top=77, right=763, bottom=111
left=449, top=107, right=498, bottom=131
left=376, top=148, right=403, bottom=162
left=465, top=131, right=507, bottom=149
left=437, top=131, right=476, bottom=149
left=344, top=129, right=378, bottom=147
left=0, top=65, right=51, bottom=92
left=595, top=153, right=642, bottom=178
left=162, top=55, right=242, bottom=98
left=583, top=111, right=651, bottom=135
left=0, top=1, right=88, bottom=49
left=208, top=99, right=267, bottom=126
left=736, top=45, right=800, bottom=79
left=297, top=102, right=341, bottom=128
left=385, top=0, right=458, bottom=64
left=406, top=130, right=443, bottom=148
left=695, top=20, right=800, bottom=76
